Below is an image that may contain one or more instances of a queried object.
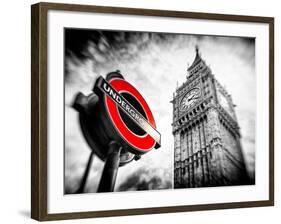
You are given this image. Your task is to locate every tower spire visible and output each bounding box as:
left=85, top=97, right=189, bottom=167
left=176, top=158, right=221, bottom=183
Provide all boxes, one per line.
left=195, top=44, right=199, bottom=55
left=187, top=45, right=203, bottom=74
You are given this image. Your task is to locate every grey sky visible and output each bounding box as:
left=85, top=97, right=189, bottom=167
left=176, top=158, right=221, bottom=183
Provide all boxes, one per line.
left=64, top=30, right=255, bottom=193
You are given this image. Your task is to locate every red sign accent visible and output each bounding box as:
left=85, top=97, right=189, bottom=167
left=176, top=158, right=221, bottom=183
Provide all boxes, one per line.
left=105, top=78, right=157, bottom=153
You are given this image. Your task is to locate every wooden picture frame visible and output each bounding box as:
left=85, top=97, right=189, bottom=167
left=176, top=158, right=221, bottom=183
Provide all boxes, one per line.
left=31, top=2, right=274, bottom=221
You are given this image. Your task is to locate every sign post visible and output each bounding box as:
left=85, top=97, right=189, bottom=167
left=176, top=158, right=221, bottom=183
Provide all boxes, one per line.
left=97, top=141, right=122, bottom=192
left=75, top=151, right=95, bottom=194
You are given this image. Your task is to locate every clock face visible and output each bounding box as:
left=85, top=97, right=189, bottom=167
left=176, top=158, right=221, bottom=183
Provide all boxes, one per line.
left=180, top=87, right=201, bottom=111
left=218, top=91, right=229, bottom=109
left=217, top=90, right=234, bottom=117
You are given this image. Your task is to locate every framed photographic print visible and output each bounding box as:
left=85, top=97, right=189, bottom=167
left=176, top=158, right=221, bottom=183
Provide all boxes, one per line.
left=31, top=2, right=274, bottom=221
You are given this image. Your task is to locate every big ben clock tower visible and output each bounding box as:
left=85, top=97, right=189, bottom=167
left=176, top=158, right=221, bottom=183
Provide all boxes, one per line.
left=172, top=46, right=250, bottom=188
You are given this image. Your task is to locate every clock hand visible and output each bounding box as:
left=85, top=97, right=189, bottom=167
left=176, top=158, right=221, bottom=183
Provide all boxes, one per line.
left=188, top=94, right=198, bottom=101
left=187, top=97, right=193, bottom=102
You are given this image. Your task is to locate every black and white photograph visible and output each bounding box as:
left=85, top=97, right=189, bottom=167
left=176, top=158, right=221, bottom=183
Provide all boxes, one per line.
left=64, top=29, right=255, bottom=194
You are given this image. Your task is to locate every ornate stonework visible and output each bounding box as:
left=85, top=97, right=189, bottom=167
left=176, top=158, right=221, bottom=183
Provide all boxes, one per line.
left=172, top=47, right=250, bottom=188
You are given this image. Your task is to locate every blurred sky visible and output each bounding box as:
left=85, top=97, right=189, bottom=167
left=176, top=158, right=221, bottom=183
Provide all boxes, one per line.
left=64, top=29, right=255, bottom=194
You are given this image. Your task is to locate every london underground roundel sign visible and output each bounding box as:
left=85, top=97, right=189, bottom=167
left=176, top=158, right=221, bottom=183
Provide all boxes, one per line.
left=94, top=72, right=161, bottom=154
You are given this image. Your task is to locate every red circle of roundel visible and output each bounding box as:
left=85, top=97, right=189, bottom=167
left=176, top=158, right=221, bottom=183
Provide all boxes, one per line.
left=105, top=78, right=156, bottom=153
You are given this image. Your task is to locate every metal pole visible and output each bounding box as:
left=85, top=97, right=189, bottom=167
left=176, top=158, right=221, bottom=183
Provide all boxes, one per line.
left=97, top=141, right=122, bottom=192
left=75, top=151, right=95, bottom=194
